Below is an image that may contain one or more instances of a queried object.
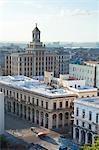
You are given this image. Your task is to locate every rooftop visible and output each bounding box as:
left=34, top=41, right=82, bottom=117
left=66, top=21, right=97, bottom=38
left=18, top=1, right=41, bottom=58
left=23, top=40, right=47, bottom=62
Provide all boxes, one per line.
left=68, top=85, right=97, bottom=92
left=84, top=61, right=99, bottom=65
left=74, top=97, right=99, bottom=109
left=0, top=76, right=75, bottom=98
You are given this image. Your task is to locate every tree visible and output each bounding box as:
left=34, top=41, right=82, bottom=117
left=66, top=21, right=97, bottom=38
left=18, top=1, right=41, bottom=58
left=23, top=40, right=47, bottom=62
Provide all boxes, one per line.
left=82, top=138, right=99, bottom=150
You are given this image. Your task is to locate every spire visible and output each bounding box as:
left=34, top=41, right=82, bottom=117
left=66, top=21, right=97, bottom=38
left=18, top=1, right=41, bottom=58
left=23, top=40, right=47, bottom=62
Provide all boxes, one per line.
left=35, top=23, right=37, bottom=27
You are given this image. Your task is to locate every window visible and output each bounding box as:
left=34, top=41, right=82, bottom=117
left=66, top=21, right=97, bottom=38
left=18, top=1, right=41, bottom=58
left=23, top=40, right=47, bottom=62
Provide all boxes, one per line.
left=13, top=92, right=15, bottom=97
left=96, top=113, right=98, bottom=123
left=7, top=90, right=8, bottom=95
left=60, top=102, right=62, bottom=108
left=89, top=124, right=91, bottom=130
left=41, top=101, right=43, bottom=107
left=89, top=111, right=92, bottom=121
left=17, top=93, right=19, bottom=99
left=82, top=122, right=85, bottom=127
left=82, top=109, right=85, bottom=118
left=10, top=91, right=11, bottom=96
left=76, top=120, right=79, bottom=125
left=66, top=101, right=68, bottom=107
left=24, top=95, right=26, bottom=101
left=28, top=96, right=30, bottom=103
left=76, top=107, right=79, bottom=116
left=37, top=99, right=39, bottom=106
left=53, top=102, right=56, bottom=109
left=46, top=102, right=48, bottom=109
left=70, top=102, right=73, bottom=108
left=32, top=98, right=34, bottom=105
left=20, top=94, right=22, bottom=100
left=65, top=112, right=69, bottom=119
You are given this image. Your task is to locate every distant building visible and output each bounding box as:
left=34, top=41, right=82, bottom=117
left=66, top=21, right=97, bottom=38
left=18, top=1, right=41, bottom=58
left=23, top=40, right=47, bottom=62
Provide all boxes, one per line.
left=0, top=92, right=4, bottom=134
left=69, top=61, right=99, bottom=88
left=44, top=71, right=98, bottom=98
left=73, top=97, right=99, bottom=145
left=5, top=24, right=70, bottom=77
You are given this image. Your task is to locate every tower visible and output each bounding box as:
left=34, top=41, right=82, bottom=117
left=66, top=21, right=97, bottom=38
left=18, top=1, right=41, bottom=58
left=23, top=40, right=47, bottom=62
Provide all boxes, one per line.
left=32, top=23, right=40, bottom=43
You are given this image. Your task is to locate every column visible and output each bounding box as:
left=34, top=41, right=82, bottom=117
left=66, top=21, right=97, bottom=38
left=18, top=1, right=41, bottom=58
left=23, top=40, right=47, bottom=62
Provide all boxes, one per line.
left=68, top=112, right=71, bottom=126
left=73, top=127, right=76, bottom=141
left=22, top=104, right=24, bottom=119
left=15, top=102, right=17, bottom=115
left=85, top=132, right=88, bottom=144
left=30, top=108, right=32, bottom=122
left=39, top=111, right=41, bottom=125
left=43, top=113, right=45, bottom=127
left=4, top=97, right=7, bottom=113
left=62, top=114, right=64, bottom=128
left=48, top=114, right=52, bottom=129
left=92, top=134, right=94, bottom=144
left=26, top=106, right=28, bottom=120
left=56, top=115, right=58, bottom=128
left=11, top=101, right=13, bottom=113
left=34, top=110, right=37, bottom=124
left=79, top=129, right=81, bottom=144
left=19, top=104, right=21, bottom=117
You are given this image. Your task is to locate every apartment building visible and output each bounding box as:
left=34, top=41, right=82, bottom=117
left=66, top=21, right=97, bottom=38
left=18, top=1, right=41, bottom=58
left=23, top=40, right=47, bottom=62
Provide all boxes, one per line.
left=5, top=24, right=70, bottom=77
left=0, top=75, right=76, bottom=129
left=73, top=97, right=99, bottom=145
left=69, top=61, right=99, bottom=88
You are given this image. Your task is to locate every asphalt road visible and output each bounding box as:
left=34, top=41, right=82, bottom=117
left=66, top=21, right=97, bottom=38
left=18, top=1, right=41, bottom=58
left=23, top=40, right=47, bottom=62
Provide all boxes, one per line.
left=5, top=113, right=60, bottom=150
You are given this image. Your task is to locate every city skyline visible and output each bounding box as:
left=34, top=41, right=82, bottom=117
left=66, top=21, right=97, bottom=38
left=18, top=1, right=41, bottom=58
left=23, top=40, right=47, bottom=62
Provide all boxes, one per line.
left=0, top=0, right=99, bottom=42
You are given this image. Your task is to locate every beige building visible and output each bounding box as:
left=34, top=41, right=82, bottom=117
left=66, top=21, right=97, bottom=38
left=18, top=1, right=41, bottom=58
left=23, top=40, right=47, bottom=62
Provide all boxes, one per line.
left=69, top=61, right=99, bottom=88
left=0, top=75, right=76, bottom=129
left=5, top=24, right=70, bottom=77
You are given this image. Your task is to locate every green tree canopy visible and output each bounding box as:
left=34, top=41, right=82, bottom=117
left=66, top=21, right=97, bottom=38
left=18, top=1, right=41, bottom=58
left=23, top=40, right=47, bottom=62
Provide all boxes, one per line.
left=82, top=138, right=99, bottom=150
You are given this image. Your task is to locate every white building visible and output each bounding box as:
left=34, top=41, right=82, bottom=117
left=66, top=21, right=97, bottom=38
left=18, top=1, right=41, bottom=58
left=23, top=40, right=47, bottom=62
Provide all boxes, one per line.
left=0, top=75, right=77, bottom=129
left=44, top=72, right=98, bottom=98
left=0, top=92, right=4, bottom=134
left=69, top=61, right=99, bottom=88
left=73, top=97, right=99, bottom=145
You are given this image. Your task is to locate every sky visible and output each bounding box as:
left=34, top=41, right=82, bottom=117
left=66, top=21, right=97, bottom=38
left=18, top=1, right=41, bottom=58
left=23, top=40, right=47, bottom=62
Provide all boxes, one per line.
left=0, top=0, right=99, bottom=42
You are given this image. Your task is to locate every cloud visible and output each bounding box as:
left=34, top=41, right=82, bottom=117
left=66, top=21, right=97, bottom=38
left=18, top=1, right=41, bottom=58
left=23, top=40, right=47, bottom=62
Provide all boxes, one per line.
left=59, top=9, right=99, bottom=17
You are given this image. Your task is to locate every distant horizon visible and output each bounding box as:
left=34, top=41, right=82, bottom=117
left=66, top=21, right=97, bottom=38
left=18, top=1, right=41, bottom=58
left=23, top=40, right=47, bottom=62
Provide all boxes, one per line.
left=0, top=41, right=99, bottom=44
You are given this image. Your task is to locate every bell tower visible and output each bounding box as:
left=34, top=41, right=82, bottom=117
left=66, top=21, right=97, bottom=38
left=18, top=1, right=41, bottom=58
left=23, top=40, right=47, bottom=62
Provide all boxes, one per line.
left=32, top=23, right=40, bottom=43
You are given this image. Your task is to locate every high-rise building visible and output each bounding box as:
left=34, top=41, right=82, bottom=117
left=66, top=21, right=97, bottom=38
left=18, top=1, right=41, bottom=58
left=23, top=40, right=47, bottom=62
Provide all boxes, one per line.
left=5, top=24, right=70, bottom=77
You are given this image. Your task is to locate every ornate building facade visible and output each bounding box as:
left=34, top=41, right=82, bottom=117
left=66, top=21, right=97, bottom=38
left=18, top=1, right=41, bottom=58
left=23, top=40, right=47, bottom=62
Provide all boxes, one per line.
left=0, top=75, right=76, bottom=129
left=5, top=24, right=70, bottom=77
left=73, top=97, right=99, bottom=145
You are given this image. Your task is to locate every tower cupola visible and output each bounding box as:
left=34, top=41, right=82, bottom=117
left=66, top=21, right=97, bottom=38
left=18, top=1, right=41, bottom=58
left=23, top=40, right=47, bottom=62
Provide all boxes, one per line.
left=32, top=23, right=40, bottom=43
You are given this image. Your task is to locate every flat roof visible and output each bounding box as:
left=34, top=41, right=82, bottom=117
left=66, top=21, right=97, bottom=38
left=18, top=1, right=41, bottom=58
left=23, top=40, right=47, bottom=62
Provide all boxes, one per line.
left=74, top=97, right=99, bottom=109
left=84, top=61, right=99, bottom=64
left=68, top=85, right=97, bottom=92
left=0, top=76, right=75, bottom=98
